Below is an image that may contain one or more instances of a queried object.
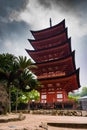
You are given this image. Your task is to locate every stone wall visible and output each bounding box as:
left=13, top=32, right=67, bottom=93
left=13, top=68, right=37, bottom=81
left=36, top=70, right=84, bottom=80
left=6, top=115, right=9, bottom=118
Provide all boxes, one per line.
left=0, top=83, right=9, bottom=114
left=30, top=109, right=87, bottom=117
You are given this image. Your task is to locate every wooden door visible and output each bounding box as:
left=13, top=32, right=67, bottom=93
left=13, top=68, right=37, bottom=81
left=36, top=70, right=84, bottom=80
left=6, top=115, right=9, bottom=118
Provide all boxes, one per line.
left=47, top=92, right=56, bottom=103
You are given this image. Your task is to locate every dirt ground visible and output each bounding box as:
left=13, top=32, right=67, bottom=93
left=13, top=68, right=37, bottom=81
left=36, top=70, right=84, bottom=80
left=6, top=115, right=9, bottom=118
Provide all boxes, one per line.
left=0, top=113, right=87, bottom=130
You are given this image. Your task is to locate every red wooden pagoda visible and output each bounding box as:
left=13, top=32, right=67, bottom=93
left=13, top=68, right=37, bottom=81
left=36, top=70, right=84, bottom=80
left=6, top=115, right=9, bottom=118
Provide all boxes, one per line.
left=26, top=19, right=80, bottom=109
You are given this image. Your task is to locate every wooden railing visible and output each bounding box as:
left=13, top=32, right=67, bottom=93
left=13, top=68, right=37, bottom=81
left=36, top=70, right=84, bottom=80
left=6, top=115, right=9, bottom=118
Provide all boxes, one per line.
left=38, top=72, right=65, bottom=79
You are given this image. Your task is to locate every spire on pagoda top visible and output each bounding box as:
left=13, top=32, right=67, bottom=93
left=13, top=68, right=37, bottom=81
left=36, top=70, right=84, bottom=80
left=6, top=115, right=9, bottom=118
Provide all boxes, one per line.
left=30, top=19, right=65, bottom=40
left=50, top=18, right=52, bottom=27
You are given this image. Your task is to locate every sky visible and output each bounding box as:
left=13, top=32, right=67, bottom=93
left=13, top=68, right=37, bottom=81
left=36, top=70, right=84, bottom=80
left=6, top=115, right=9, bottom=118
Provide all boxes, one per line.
left=0, top=0, right=87, bottom=89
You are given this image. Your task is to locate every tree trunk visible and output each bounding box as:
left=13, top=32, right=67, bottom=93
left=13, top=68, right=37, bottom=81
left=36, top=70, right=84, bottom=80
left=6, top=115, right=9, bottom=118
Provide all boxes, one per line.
left=8, top=87, right=11, bottom=113
left=28, top=101, right=30, bottom=112
left=15, top=89, right=18, bottom=113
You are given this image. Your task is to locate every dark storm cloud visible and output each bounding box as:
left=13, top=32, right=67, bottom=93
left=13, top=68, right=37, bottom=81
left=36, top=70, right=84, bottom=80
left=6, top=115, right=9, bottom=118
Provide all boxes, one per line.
left=0, top=21, right=29, bottom=40
left=0, top=0, right=29, bottom=38
left=0, top=20, right=32, bottom=58
left=0, top=0, right=29, bottom=18
left=0, top=0, right=30, bottom=54
left=38, top=0, right=79, bottom=8
left=0, top=20, right=30, bottom=54
left=38, top=0, right=83, bottom=9
left=38, top=0, right=87, bottom=17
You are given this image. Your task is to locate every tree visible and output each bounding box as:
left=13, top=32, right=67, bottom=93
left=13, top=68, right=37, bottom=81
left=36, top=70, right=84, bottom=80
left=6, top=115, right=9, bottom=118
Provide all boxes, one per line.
left=13, top=69, right=40, bottom=112
left=16, top=56, right=36, bottom=73
left=13, top=56, right=39, bottom=112
left=17, top=89, right=40, bottom=111
left=80, top=87, right=87, bottom=97
left=0, top=53, right=18, bottom=113
left=0, top=54, right=40, bottom=113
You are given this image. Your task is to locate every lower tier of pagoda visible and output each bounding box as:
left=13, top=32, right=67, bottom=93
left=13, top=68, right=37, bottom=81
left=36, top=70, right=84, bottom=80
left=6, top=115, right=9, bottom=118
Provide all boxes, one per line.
left=37, top=69, right=80, bottom=103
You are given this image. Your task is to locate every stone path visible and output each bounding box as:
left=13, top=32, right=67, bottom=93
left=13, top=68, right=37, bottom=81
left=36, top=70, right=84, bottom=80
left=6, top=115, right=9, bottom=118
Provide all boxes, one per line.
left=0, top=113, right=87, bottom=130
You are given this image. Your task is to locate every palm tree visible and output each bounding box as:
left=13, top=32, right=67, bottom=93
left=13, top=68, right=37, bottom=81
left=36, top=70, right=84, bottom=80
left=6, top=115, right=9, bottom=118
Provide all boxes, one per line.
left=0, top=53, right=18, bottom=113
left=16, top=56, right=36, bottom=72
left=0, top=54, right=39, bottom=113
left=12, top=56, right=39, bottom=112
left=13, top=69, right=40, bottom=112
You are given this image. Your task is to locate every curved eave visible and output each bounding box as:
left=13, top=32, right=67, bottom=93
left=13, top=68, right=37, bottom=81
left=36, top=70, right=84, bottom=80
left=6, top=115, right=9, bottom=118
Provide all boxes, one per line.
left=30, top=19, right=65, bottom=34
left=26, top=38, right=71, bottom=53
left=76, top=68, right=80, bottom=88
left=33, top=50, right=76, bottom=70
left=39, top=69, right=80, bottom=89
left=27, top=39, right=35, bottom=49
left=29, top=27, right=67, bottom=43
left=25, top=49, right=34, bottom=60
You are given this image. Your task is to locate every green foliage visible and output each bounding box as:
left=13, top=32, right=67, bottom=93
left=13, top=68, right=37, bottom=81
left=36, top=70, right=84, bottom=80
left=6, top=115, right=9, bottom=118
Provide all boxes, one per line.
left=16, top=56, right=32, bottom=70
left=11, top=87, right=40, bottom=110
left=68, top=95, right=80, bottom=101
left=80, top=87, right=87, bottom=97
left=27, top=89, right=40, bottom=101
left=0, top=53, right=17, bottom=84
left=0, top=53, right=40, bottom=92
left=0, top=53, right=17, bottom=71
left=0, top=53, right=40, bottom=112
left=18, top=89, right=40, bottom=103
left=68, top=87, right=87, bottom=101
left=16, top=56, right=36, bottom=72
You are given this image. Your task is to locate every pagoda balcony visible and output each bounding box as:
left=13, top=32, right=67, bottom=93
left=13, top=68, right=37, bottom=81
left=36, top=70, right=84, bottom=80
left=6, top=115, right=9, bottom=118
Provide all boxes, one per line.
left=37, top=72, right=65, bottom=79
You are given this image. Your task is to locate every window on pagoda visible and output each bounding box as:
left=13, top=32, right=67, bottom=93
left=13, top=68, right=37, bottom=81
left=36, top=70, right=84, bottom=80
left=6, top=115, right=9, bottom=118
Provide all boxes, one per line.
left=48, top=84, right=52, bottom=87
left=55, top=66, right=58, bottom=70
left=49, top=54, right=53, bottom=60
left=41, top=89, right=46, bottom=92
left=43, top=73, right=47, bottom=77
left=48, top=67, right=52, bottom=71
left=43, top=55, right=46, bottom=59
left=56, top=83, right=60, bottom=87
left=57, top=92, right=63, bottom=102
left=48, top=88, right=54, bottom=91
left=48, top=44, right=52, bottom=47
left=42, top=68, right=46, bottom=73
left=57, top=93, right=63, bottom=98
left=41, top=95, right=46, bottom=99
left=41, top=100, right=47, bottom=103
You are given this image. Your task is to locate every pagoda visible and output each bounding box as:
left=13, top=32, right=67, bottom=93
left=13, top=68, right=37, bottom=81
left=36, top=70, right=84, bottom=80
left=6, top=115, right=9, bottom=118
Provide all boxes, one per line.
left=26, top=19, right=80, bottom=109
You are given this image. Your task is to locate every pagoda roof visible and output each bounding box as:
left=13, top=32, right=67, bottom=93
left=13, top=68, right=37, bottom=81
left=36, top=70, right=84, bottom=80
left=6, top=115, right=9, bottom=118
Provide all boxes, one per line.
left=26, top=40, right=71, bottom=63
left=28, top=28, right=68, bottom=50
left=32, top=51, right=76, bottom=76
left=27, top=37, right=71, bottom=52
left=33, top=50, right=75, bottom=65
left=38, top=69, right=80, bottom=92
left=31, top=19, right=65, bottom=40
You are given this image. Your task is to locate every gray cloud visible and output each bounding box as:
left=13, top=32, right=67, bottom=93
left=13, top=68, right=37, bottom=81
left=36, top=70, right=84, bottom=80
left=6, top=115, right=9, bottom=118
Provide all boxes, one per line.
left=38, top=0, right=87, bottom=18
left=0, top=20, right=31, bottom=55
left=0, top=0, right=30, bottom=56
left=0, top=21, right=29, bottom=39
left=0, top=0, right=29, bottom=18
left=38, top=0, right=85, bottom=10
left=0, top=0, right=29, bottom=39
left=37, top=0, right=51, bottom=9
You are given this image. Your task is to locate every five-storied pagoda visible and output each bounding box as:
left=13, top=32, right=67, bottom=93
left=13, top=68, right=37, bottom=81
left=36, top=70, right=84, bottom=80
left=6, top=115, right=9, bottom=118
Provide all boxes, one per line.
left=26, top=19, right=80, bottom=109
